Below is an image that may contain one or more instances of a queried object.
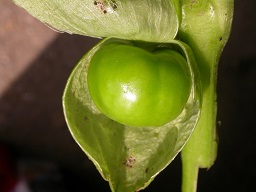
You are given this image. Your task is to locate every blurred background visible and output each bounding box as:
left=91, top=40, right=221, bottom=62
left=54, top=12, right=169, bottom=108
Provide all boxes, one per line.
left=0, top=0, right=255, bottom=191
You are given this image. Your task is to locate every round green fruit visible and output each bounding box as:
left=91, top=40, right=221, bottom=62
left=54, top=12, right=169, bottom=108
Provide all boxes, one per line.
left=87, top=42, right=192, bottom=127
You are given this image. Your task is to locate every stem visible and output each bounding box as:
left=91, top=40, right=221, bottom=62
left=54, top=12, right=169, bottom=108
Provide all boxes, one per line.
left=178, top=0, right=234, bottom=191
left=181, top=153, right=199, bottom=192
left=181, top=76, right=218, bottom=192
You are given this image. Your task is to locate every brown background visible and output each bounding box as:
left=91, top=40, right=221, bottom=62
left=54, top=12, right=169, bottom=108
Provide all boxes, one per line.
left=1, top=0, right=256, bottom=191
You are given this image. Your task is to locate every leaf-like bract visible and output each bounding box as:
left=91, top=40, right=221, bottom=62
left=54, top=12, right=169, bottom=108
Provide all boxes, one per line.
left=63, top=38, right=201, bottom=191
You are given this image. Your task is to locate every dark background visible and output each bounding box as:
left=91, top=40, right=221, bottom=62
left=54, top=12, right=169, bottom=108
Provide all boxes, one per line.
left=0, top=0, right=255, bottom=191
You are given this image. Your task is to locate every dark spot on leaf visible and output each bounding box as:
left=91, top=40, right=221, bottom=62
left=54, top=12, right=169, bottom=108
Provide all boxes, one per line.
left=219, top=37, right=223, bottom=41
left=84, top=116, right=88, bottom=120
left=111, top=0, right=117, bottom=9
left=94, top=0, right=117, bottom=14
left=124, top=146, right=130, bottom=151
left=145, top=167, right=148, bottom=173
left=124, top=156, right=136, bottom=168
left=191, top=0, right=198, bottom=5
left=94, top=0, right=108, bottom=14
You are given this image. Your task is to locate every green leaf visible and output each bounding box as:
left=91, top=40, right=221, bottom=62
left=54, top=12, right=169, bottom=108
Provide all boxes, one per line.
left=13, top=0, right=181, bottom=43
left=63, top=38, right=201, bottom=192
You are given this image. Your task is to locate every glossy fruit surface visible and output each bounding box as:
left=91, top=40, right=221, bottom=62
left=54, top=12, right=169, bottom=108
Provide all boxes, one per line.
left=87, top=42, right=191, bottom=127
